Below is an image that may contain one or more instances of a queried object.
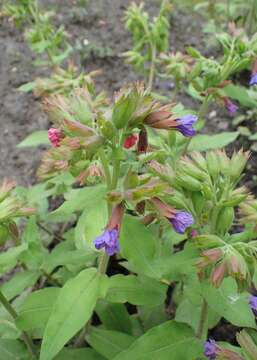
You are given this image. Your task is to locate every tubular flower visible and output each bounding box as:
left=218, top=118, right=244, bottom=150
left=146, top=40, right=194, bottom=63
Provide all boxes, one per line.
left=144, top=110, right=197, bottom=137
left=175, top=114, right=197, bottom=137
left=93, top=203, right=124, bottom=256
left=151, top=198, right=194, bottom=234
left=204, top=339, right=218, bottom=360
left=223, top=97, right=238, bottom=115
left=249, top=73, right=257, bottom=86
left=124, top=134, right=138, bottom=149
left=169, top=211, right=194, bottom=234
left=249, top=295, right=257, bottom=316
left=48, top=128, right=63, bottom=147
left=94, top=229, right=120, bottom=256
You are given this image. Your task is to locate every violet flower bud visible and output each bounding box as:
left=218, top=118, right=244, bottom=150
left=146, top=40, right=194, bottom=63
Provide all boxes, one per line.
left=169, top=211, right=194, bottom=234
left=249, top=73, right=257, bottom=86
left=204, top=339, right=218, bottom=360
left=48, top=128, right=62, bottom=147
left=175, top=114, right=197, bottom=137
left=94, top=229, right=120, bottom=256
left=224, top=98, right=238, bottom=115
left=249, top=295, right=257, bottom=316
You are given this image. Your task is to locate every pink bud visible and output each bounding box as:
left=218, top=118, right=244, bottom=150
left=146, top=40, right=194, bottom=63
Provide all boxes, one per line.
left=211, top=262, right=227, bottom=287
left=202, top=248, right=223, bottom=262
left=124, top=134, right=138, bottom=149
left=48, top=128, right=62, bottom=147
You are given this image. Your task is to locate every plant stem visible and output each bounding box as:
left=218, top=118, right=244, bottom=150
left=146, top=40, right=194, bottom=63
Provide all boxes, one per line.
left=148, top=44, right=156, bottom=91
left=36, top=221, right=64, bottom=242
left=0, top=291, right=37, bottom=358
left=196, top=299, right=208, bottom=339
left=111, top=158, right=121, bottom=190
left=99, top=149, right=112, bottom=189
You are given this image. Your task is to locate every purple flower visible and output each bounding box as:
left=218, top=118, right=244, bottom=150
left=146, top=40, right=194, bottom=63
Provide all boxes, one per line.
left=204, top=339, right=218, bottom=360
left=224, top=99, right=238, bottom=115
left=176, top=114, right=197, bottom=137
left=93, top=229, right=120, bottom=256
left=249, top=73, right=257, bottom=86
left=169, top=211, right=194, bottom=234
left=249, top=295, right=257, bottom=316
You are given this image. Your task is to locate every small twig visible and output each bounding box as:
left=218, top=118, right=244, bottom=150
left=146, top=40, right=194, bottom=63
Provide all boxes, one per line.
left=37, top=222, right=64, bottom=242
left=196, top=299, right=208, bottom=339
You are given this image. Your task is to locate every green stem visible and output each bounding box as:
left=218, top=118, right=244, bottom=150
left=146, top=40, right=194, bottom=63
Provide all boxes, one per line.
left=196, top=299, right=208, bottom=339
left=99, top=149, right=112, bottom=189
left=147, top=45, right=157, bottom=91
left=0, top=291, right=37, bottom=358
left=111, top=159, right=121, bottom=190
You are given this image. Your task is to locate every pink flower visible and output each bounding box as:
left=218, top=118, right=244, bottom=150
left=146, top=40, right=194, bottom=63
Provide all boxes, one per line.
left=48, top=128, right=62, bottom=147
left=124, top=134, right=138, bottom=149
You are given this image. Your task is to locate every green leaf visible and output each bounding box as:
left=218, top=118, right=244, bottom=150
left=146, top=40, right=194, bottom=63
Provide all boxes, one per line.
left=202, top=278, right=256, bottom=328
left=105, top=275, right=167, bottom=306
left=16, top=288, right=60, bottom=331
left=17, top=131, right=50, bottom=148
left=120, top=215, right=160, bottom=279
left=0, top=339, right=28, bottom=360
left=53, top=347, right=105, bottom=360
left=0, top=270, right=40, bottom=301
left=0, top=244, right=28, bottom=276
left=224, top=84, right=257, bottom=108
left=113, top=321, right=202, bottom=360
left=96, top=301, right=132, bottom=334
left=87, top=328, right=135, bottom=360
left=75, top=198, right=108, bottom=251
left=40, top=268, right=108, bottom=360
left=48, top=185, right=106, bottom=223
left=18, top=81, right=36, bottom=93
left=189, top=132, right=239, bottom=152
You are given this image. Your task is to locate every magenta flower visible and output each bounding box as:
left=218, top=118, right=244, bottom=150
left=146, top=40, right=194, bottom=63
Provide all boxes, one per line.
left=204, top=339, right=218, bottom=360
left=94, top=229, right=120, bottom=256
left=249, top=295, right=257, bottom=316
left=250, top=73, right=257, bottom=86
left=224, top=98, right=238, bottom=115
left=176, top=114, right=197, bottom=137
left=169, top=211, right=194, bottom=234
left=48, top=128, right=62, bottom=147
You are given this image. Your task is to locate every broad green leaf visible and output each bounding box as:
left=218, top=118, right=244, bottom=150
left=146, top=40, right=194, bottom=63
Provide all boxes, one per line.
left=189, top=132, right=239, bottom=152
left=0, top=339, right=28, bottom=360
left=40, top=268, right=108, bottom=360
left=0, top=244, right=28, bottom=276
left=75, top=198, right=108, bottom=250
left=113, top=321, right=202, bottom=360
left=224, top=84, right=257, bottom=108
left=152, top=246, right=199, bottom=280
left=54, top=347, right=105, bottom=360
left=138, top=304, right=167, bottom=331
left=87, top=328, right=135, bottom=360
left=49, top=185, right=106, bottom=223
left=120, top=215, right=160, bottom=279
left=17, top=131, right=50, bottom=148
left=0, top=270, right=40, bottom=301
left=16, top=288, right=60, bottom=331
left=175, top=299, right=220, bottom=332
left=202, top=278, right=256, bottom=328
left=105, top=275, right=167, bottom=306
left=96, top=301, right=132, bottom=334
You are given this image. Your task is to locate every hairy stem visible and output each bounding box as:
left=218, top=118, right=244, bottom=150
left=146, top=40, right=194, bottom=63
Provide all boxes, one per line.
left=196, top=299, right=208, bottom=339
left=148, top=45, right=157, bottom=91
left=0, top=291, right=37, bottom=358
left=99, top=149, right=112, bottom=189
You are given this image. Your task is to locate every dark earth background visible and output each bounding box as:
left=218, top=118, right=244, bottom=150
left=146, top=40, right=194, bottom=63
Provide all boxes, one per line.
left=0, top=2, right=230, bottom=179
left=0, top=0, right=257, bottom=189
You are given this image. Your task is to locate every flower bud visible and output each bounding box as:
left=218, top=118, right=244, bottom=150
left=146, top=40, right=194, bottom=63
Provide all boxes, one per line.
left=229, top=150, right=250, bottom=178
left=206, top=151, right=221, bottom=178
left=176, top=172, right=202, bottom=191
left=0, top=179, right=16, bottom=202
left=124, top=134, right=138, bottom=149
left=222, top=187, right=249, bottom=207
left=48, top=128, right=63, bottom=147
left=193, top=234, right=224, bottom=248
left=211, top=262, right=227, bottom=287
left=216, top=207, right=234, bottom=235
left=202, top=248, right=223, bottom=262
left=112, top=94, right=136, bottom=129
left=98, top=117, right=116, bottom=140
left=137, top=128, right=148, bottom=153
